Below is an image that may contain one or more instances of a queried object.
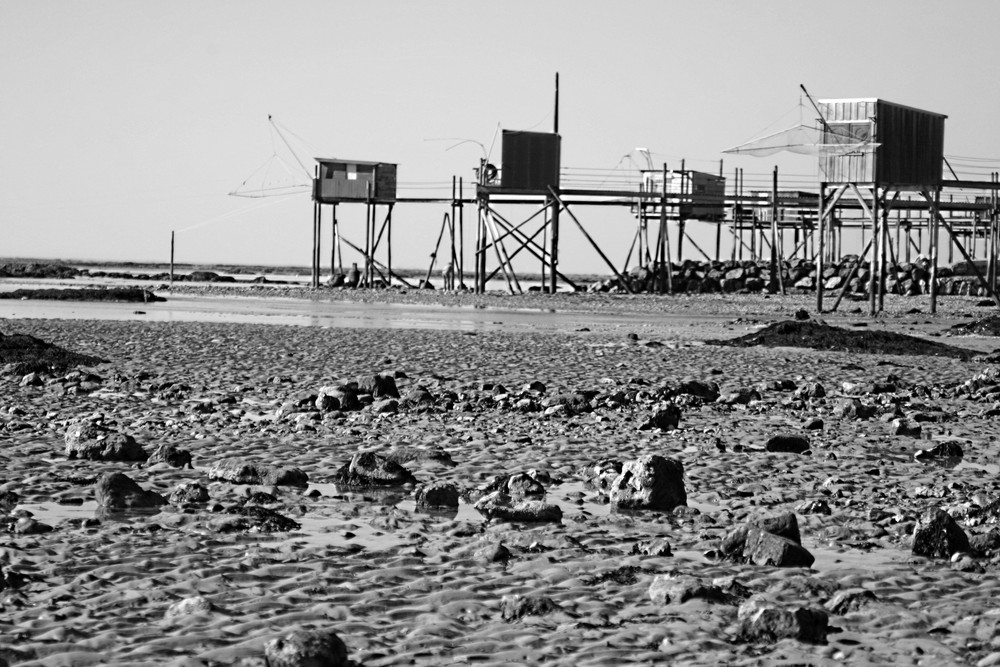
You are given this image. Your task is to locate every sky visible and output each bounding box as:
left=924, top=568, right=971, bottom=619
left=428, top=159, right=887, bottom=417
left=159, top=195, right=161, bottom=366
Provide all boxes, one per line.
left=3, top=0, right=999, bottom=276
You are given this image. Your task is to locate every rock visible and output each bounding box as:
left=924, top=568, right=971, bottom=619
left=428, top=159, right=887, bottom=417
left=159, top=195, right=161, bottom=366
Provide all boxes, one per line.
left=482, top=472, right=546, bottom=497
left=677, top=379, right=720, bottom=402
left=892, top=418, right=922, bottom=437
left=744, top=528, right=814, bottom=567
left=165, top=595, right=214, bottom=618
left=147, top=443, right=192, bottom=468
left=824, top=588, right=878, bottom=615
left=833, top=398, right=877, bottom=420
left=915, top=440, right=964, bottom=461
left=400, top=387, right=435, bottom=408
left=414, top=481, right=459, bottom=508
left=720, top=514, right=814, bottom=567
left=0, top=566, right=28, bottom=590
left=500, top=594, right=559, bottom=621
left=802, top=417, right=824, bottom=430
left=64, top=419, right=147, bottom=461
left=797, top=499, right=832, bottom=515
left=473, top=542, right=512, bottom=564
left=718, top=387, right=761, bottom=405
left=355, top=373, right=399, bottom=398
left=216, top=505, right=301, bottom=533
left=632, top=538, right=673, bottom=557
left=580, top=459, right=622, bottom=493
left=95, top=472, right=168, bottom=510
left=912, top=507, right=970, bottom=558
left=737, top=599, right=829, bottom=644
left=969, top=528, right=1000, bottom=555
left=317, top=385, right=359, bottom=412
left=208, top=459, right=308, bottom=487
left=264, top=629, right=349, bottom=667
left=794, top=382, right=826, bottom=399
left=764, top=433, right=810, bottom=454
left=609, top=454, right=686, bottom=512
left=649, top=574, right=727, bottom=605
left=474, top=491, right=562, bottom=523
left=638, top=404, right=682, bottom=431
left=169, top=481, right=210, bottom=505
left=370, top=398, right=398, bottom=414
left=333, top=452, right=416, bottom=486
left=13, top=517, right=53, bottom=534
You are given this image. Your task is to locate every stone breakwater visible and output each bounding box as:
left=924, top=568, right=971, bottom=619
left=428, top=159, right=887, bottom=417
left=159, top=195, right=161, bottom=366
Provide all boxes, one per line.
left=598, top=256, right=995, bottom=296
left=3, top=308, right=1000, bottom=664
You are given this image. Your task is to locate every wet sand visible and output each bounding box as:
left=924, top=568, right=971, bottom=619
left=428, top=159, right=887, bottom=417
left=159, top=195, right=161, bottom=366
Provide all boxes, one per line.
left=3, top=290, right=1000, bottom=665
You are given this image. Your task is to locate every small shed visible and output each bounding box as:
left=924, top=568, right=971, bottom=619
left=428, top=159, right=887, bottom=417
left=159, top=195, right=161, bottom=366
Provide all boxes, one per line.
left=817, top=99, right=946, bottom=189
left=313, top=158, right=397, bottom=203
left=641, top=169, right=726, bottom=220
left=500, top=130, right=561, bottom=191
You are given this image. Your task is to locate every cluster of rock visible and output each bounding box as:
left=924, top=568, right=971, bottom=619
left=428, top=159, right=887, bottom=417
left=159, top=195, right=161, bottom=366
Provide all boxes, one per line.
left=0, top=262, right=79, bottom=279
left=591, top=256, right=993, bottom=296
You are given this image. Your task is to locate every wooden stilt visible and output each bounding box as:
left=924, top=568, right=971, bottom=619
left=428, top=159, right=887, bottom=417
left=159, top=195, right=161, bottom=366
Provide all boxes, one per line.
left=868, top=186, right=879, bottom=316
left=816, top=183, right=825, bottom=312
left=170, top=230, right=175, bottom=286
left=458, top=177, right=465, bottom=290
left=929, top=189, right=940, bottom=314
left=387, top=204, right=393, bottom=288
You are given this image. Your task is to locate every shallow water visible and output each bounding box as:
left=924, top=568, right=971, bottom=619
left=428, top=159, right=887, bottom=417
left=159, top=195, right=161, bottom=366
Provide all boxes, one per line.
left=0, top=293, right=731, bottom=334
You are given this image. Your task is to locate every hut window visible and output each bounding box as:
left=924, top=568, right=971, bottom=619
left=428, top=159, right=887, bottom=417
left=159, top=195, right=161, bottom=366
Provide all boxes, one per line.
left=347, top=164, right=357, bottom=180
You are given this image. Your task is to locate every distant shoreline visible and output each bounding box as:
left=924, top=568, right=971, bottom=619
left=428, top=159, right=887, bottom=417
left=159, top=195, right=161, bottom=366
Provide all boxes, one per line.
left=0, top=257, right=603, bottom=284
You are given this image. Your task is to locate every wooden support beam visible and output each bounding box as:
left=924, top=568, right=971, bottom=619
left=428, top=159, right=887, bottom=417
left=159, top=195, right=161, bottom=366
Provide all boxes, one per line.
left=338, top=235, right=415, bottom=288
left=548, top=187, right=634, bottom=294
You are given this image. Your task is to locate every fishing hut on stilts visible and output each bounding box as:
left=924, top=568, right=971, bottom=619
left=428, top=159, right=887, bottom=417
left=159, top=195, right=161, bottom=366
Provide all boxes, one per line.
left=311, top=159, right=398, bottom=289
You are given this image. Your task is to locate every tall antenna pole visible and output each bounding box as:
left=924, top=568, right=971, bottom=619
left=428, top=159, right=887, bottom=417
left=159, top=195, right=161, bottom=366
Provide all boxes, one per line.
left=554, top=72, right=559, bottom=134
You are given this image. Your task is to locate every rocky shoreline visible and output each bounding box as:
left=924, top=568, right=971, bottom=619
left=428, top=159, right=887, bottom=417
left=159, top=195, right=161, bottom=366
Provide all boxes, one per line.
left=3, top=302, right=1000, bottom=665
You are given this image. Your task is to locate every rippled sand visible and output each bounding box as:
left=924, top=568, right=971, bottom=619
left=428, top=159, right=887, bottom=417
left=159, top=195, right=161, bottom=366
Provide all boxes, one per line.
left=2, top=291, right=1000, bottom=666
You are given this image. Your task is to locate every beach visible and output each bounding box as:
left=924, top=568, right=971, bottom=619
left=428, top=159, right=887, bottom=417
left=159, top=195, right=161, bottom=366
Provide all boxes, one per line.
left=4, top=288, right=1000, bottom=665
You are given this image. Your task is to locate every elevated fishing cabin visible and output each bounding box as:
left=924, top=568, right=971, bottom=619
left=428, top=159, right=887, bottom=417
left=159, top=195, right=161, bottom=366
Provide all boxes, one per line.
left=311, top=158, right=397, bottom=288
left=812, top=98, right=977, bottom=314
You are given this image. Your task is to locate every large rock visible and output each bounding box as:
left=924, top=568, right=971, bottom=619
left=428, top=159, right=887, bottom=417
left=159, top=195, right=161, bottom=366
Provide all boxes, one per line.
left=500, top=595, right=559, bottom=621
left=333, top=452, right=416, bottom=486
left=355, top=373, right=399, bottom=398
left=264, top=629, right=349, bottom=667
left=208, top=459, right=309, bottom=487
left=64, top=419, right=147, bottom=462
left=474, top=491, right=562, bottom=523
left=912, top=507, right=970, bottom=558
left=481, top=472, right=545, bottom=497
left=737, top=598, right=829, bottom=644
left=317, top=385, right=360, bottom=412
left=147, top=443, right=192, bottom=468
left=609, top=455, right=686, bottom=511
left=638, top=404, right=682, bottom=431
left=648, top=574, right=728, bottom=605
left=720, top=513, right=814, bottom=567
left=580, top=459, right=623, bottom=493
left=95, top=472, right=167, bottom=510
left=414, top=481, right=459, bottom=508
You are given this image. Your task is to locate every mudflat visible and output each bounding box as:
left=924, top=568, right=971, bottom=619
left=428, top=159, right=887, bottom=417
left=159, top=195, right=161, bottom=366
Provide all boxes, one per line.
left=3, top=289, right=1000, bottom=666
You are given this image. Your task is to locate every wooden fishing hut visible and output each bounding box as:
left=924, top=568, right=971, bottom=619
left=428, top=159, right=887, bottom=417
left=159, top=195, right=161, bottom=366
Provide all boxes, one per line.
left=812, top=98, right=971, bottom=314
left=311, top=158, right=397, bottom=288
left=473, top=128, right=564, bottom=294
